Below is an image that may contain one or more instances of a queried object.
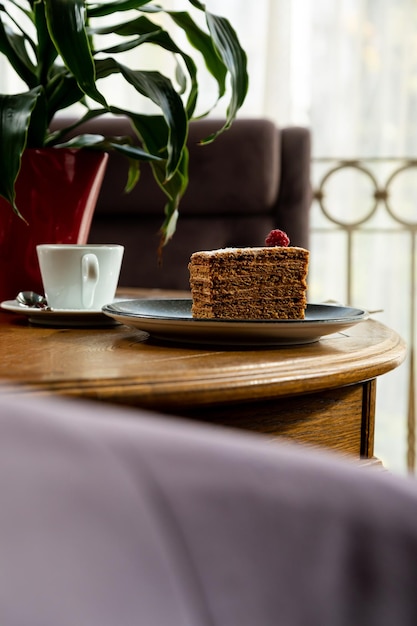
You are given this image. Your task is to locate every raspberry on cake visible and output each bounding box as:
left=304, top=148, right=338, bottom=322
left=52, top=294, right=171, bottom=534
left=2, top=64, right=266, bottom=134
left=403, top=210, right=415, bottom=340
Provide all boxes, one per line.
left=188, top=230, right=309, bottom=320
left=265, top=229, right=290, bottom=247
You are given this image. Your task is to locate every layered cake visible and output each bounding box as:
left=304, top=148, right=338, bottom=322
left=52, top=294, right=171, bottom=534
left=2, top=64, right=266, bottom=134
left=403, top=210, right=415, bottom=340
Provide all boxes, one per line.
left=188, top=229, right=309, bottom=319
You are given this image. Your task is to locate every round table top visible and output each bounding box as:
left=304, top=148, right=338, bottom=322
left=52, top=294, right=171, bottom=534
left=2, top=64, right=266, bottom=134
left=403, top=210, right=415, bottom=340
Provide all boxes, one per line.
left=0, top=289, right=407, bottom=410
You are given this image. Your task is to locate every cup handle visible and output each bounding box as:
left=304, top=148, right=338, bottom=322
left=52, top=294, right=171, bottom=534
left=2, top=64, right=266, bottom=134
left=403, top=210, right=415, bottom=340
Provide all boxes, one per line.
left=81, top=253, right=99, bottom=308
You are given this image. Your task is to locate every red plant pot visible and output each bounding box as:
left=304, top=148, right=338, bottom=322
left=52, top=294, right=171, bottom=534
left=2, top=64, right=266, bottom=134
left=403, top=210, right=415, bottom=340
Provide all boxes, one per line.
left=0, top=148, right=108, bottom=302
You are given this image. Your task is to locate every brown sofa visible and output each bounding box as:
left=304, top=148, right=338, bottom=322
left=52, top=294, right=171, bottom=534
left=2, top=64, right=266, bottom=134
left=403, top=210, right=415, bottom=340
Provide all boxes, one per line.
left=53, top=117, right=312, bottom=289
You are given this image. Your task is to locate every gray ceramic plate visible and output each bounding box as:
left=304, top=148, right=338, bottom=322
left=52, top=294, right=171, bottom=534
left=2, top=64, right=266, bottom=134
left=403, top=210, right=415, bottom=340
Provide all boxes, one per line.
left=102, top=299, right=368, bottom=346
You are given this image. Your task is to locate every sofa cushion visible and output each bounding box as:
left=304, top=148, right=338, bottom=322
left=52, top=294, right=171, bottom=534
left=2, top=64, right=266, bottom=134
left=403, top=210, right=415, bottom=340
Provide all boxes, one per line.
left=53, top=117, right=281, bottom=217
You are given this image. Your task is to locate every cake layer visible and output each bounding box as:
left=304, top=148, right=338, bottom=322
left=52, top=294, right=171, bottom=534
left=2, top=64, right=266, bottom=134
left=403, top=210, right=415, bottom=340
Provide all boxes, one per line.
left=190, top=284, right=307, bottom=298
left=191, top=299, right=307, bottom=320
left=190, top=269, right=308, bottom=285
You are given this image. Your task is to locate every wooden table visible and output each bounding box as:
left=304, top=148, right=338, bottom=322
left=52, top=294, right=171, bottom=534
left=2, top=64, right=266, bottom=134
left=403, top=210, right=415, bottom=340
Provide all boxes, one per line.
left=0, top=289, right=406, bottom=464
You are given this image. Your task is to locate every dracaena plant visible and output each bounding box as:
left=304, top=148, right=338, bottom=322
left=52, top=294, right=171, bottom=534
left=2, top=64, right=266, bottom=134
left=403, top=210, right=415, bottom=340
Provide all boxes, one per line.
left=0, top=0, right=248, bottom=245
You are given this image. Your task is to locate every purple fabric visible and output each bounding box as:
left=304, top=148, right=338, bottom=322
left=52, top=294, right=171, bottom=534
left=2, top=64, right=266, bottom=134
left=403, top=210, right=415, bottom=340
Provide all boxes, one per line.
left=1, top=391, right=416, bottom=625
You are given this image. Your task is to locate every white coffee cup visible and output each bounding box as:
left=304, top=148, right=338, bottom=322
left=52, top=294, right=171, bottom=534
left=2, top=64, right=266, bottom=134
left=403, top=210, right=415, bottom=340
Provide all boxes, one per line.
left=36, top=244, right=124, bottom=310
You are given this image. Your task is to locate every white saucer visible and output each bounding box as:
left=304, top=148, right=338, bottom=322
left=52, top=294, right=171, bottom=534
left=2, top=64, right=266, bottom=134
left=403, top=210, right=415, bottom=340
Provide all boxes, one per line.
left=0, top=299, right=119, bottom=327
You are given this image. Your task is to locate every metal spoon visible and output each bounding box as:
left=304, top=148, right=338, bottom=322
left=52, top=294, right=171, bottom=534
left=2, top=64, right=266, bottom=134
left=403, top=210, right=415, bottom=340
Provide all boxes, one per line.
left=16, top=291, right=49, bottom=309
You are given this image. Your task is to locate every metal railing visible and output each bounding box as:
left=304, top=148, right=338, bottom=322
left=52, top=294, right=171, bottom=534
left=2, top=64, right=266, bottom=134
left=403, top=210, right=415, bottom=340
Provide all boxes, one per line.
left=310, top=157, right=417, bottom=473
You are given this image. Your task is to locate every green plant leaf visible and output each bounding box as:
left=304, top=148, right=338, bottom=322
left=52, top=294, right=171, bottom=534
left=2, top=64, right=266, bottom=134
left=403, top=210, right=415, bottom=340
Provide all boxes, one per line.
left=44, top=0, right=107, bottom=107
left=183, top=0, right=249, bottom=138
left=45, top=107, right=109, bottom=145
left=48, top=108, right=162, bottom=195
left=0, top=5, right=37, bottom=87
left=26, top=85, right=47, bottom=147
left=44, top=68, right=85, bottom=121
left=205, top=12, right=248, bottom=134
left=156, top=145, right=189, bottom=249
left=32, top=0, right=58, bottom=84
left=96, top=59, right=188, bottom=179
left=53, top=132, right=163, bottom=163
left=109, top=109, right=188, bottom=247
left=0, top=87, right=44, bottom=216
left=87, top=0, right=151, bottom=18
left=167, top=11, right=227, bottom=100
left=90, top=14, right=198, bottom=117
left=123, top=157, right=140, bottom=193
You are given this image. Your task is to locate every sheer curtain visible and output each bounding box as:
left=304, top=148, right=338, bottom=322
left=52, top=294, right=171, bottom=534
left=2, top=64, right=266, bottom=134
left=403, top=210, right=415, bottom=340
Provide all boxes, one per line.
left=205, top=0, right=417, bottom=154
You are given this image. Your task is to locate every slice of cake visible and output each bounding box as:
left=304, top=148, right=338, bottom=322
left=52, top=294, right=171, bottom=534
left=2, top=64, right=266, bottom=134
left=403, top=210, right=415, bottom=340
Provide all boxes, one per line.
left=188, top=229, right=309, bottom=320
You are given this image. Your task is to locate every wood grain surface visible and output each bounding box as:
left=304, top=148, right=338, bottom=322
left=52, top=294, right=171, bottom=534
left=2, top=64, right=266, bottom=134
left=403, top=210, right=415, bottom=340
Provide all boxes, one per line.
left=0, top=289, right=406, bottom=460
